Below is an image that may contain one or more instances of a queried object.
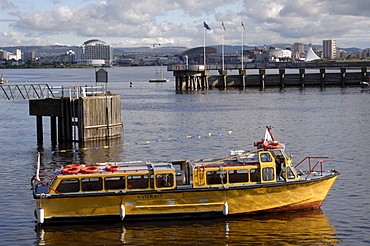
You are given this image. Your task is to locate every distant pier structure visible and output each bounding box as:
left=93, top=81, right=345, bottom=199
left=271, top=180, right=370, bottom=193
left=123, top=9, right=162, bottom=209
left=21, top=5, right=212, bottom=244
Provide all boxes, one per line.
left=168, top=62, right=370, bottom=90
left=29, top=69, right=122, bottom=144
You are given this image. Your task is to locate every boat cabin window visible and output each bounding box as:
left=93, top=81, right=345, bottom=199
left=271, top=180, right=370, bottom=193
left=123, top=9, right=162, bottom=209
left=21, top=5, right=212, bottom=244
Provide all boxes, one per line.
left=262, top=167, right=275, bottom=181
left=260, top=153, right=272, bottom=162
left=229, top=170, right=249, bottom=183
left=207, top=171, right=227, bottom=185
left=105, top=176, right=126, bottom=190
left=156, top=174, right=174, bottom=188
left=82, top=177, right=103, bottom=191
left=250, top=169, right=261, bottom=182
left=128, top=175, right=149, bottom=189
left=56, top=178, right=79, bottom=193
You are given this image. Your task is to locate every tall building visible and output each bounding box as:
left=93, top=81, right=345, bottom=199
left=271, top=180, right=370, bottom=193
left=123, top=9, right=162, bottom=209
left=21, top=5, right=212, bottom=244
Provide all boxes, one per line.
left=0, top=50, right=8, bottom=60
left=323, top=40, right=336, bottom=59
left=293, top=42, right=305, bottom=54
left=24, top=51, right=36, bottom=61
left=76, top=39, right=113, bottom=66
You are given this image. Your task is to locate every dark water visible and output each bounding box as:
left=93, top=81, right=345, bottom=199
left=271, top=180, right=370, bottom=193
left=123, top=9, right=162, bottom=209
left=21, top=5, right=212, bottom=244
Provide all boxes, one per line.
left=0, top=67, right=369, bottom=245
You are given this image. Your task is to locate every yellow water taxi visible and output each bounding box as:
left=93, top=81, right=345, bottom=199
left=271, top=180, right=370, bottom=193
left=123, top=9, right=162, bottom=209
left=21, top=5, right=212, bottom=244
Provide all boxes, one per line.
left=32, top=126, right=339, bottom=224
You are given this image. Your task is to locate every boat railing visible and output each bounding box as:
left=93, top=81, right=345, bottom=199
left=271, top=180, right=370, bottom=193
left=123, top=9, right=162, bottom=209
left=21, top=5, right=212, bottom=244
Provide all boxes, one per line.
left=294, top=157, right=330, bottom=179
left=32, top=171, right=62, bottom=195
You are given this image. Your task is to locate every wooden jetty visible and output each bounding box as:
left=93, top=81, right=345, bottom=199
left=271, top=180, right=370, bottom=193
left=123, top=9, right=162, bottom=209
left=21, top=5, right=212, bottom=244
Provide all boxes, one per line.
left=29, top=88, right=122, bottom=144
left=168, top=62, right=370, bottom=90
left=28, top=69, right=122, bottom=144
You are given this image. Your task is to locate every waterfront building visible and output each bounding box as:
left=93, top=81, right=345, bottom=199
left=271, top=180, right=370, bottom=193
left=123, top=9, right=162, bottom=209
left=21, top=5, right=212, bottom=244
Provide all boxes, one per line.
left=359, top=48, right=370, bottom=58
left=336, top=49, right=347, bottom=59
left=76, top=39, right=113, bottom=66
left=24, top=51, right=36, bottom=61
left=293, top=42, right=305, bottom=54
left=268, top=47, right=292, bottom=61
left=0, top=50, right=8, bottom=60
left=323, top=40, right=336, bottom=59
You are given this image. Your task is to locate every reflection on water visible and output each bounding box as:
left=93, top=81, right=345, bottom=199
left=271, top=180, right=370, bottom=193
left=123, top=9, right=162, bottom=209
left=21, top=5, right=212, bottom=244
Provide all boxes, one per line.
left=1, top=67, right=368, bottom=245
left=35, top=209, right=341, bottom=245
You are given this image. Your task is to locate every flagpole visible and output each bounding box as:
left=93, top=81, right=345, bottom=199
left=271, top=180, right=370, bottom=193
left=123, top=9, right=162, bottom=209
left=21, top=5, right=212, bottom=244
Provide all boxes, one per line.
left=241, top=22, right=245, bottom=70
left=241, top=24, right=244, bottom=70
left=203, top=21, right=211, bottom=67
left=204, top=28, right=206, bottom=67
left=222, top=22, right=224, bottom=71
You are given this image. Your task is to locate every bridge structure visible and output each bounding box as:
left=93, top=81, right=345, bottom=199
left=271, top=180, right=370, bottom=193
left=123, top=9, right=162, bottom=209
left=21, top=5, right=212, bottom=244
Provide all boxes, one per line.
left=168, top=62, right=370, bottom=90
left=0, top=84, right=55, bottom=100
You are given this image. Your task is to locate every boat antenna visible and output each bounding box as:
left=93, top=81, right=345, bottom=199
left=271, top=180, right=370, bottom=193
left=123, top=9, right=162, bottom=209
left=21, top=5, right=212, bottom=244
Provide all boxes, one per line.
left=36, top=152, right=41, bottom=181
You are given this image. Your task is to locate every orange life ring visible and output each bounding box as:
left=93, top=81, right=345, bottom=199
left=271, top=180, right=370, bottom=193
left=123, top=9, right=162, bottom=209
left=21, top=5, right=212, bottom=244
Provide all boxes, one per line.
left=262, top=142, right=282, bottom=149
left=65, top=164, right=84, bottom=169
left=105, top=165, right=120, bottom=172
left=61, top=167, right=81, bottom=174
left=81, top=166, right=100, bottom=174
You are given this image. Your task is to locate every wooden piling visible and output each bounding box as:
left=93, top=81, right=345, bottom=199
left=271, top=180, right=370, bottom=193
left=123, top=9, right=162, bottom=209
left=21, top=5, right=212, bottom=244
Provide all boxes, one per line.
left=50, top=116, right=57, bottom=144
left=36, top=115, right=43, bottom=144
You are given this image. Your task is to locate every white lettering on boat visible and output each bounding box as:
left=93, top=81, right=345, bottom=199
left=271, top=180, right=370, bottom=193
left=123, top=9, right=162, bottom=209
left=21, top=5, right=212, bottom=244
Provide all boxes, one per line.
left=137, top=194, right=164, bottom=199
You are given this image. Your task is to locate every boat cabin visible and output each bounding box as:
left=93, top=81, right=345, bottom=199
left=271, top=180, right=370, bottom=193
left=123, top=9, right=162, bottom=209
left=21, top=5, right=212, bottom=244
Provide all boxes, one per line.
left=43, top=148, right=300, bottom=196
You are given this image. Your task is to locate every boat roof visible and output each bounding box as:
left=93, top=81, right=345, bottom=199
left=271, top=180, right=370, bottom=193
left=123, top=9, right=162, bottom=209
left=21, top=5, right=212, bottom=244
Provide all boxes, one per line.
left=57, top=162, right=176, bottom=176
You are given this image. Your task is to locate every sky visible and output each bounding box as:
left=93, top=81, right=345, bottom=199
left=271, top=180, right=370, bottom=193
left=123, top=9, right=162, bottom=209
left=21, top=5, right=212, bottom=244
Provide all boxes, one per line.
left=0, top=0, right=370, bottom=49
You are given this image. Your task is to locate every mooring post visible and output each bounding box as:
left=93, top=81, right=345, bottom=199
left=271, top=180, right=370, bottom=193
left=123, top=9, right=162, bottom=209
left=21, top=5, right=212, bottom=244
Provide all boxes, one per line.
left=239, top=69, right=246, bottom=87
left=361, top=67, right=367, bottom=81
left=259, top=69, right=266, bottom=88
left=175, top=76, right=180, bottom=90
left=219, top=70, right=227, bottom=89
left=299, top=69, right=305, bottom=86
left=320, top=68, right=325, bottom=86
left=279, top=68, right=285, bottom=87
left=341, top=68, right=346, bottom=86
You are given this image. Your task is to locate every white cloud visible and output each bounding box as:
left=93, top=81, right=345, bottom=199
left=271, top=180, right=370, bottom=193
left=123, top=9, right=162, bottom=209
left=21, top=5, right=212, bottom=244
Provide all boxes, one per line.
left=0, top=0, right=15, bottom=9
left=0, top=32, right=50, bottom=46
left=1, top=0, right=370, bottom=48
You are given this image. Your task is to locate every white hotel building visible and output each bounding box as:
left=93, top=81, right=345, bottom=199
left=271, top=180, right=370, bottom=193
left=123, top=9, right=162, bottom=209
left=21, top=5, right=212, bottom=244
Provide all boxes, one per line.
left=76, top=39, right=113, bottom=66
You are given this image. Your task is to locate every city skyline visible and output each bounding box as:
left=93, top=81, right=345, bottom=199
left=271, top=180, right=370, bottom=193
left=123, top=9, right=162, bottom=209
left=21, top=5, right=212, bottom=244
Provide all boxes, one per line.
left=0, top=0, right=370, bottom=49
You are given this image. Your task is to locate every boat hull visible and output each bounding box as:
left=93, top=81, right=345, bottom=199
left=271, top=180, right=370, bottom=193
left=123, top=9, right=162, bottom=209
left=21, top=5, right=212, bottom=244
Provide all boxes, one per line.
left=36, top=173, right=338, bottom=223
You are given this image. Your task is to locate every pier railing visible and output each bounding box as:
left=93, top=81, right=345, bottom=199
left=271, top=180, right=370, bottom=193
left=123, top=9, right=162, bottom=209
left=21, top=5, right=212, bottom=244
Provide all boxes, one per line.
left=0, top=84, right=106, bottom=100
left=0, top=84, right=55, bottom=100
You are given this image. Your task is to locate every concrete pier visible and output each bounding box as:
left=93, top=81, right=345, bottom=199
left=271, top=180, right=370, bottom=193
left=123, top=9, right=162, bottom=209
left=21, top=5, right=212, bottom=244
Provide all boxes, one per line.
left=169, top=64, right=369, bottom=90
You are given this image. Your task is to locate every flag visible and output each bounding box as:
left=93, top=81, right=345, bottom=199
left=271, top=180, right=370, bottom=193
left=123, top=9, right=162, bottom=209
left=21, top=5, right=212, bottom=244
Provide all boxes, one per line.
left=264, top=127, right=274, bottom=143
left=222, top=21, right=226, bottom=31
left=203, top=21, right=211, bottom=30
left=241, top=22, right=245, bottom=30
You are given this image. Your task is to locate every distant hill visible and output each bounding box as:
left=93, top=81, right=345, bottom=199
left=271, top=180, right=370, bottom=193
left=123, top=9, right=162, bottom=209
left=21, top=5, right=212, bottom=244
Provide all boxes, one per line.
left=114, top=46, right=188, bottom=54
left=0, top=45, right=77, bottom=57
left=0, top=44, right=363, bottom=57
